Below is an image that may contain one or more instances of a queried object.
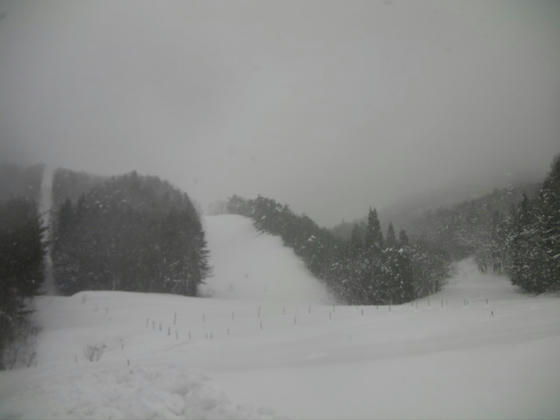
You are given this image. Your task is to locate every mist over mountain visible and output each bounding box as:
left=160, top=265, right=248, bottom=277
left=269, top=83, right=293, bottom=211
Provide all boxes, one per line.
left=331, top=179, right=542, bottom=241
left=0, top=1, right=558, bottom=225
left=0, top=163, right=43, bottom=203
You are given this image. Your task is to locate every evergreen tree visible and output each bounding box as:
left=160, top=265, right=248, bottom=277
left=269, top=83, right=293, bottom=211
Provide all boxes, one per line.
left=398, top=229, right=409, bottom=246
left=509, top=194, right=542, bottom=292
left=386, top=223, right=396, bottom=248
left=381, top=246, right=415, bottom=304
left=362, top=208, right=384, bottom=301
left=365, top=208, right=383, bottom=250
left=488, top=210, right=508, bottom=273
left=350, top=223, right=363, bottom=252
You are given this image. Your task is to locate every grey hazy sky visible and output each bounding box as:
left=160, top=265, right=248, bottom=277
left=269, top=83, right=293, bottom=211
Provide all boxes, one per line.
left=1, top=0, right=559, bottom=226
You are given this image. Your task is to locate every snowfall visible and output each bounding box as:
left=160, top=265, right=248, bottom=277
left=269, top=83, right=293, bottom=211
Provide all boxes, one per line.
left=1, top=214, right=559, bottom=419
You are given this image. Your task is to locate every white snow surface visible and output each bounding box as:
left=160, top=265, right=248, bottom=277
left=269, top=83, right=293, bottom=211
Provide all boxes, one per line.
left=38, top=165, right=55, bottom=295
left=1, top=215, right=560, bottom=419
left=200, top=215, right=332, bottom=303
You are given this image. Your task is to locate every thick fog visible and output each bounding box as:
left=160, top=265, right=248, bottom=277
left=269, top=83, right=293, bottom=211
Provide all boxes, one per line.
left=0, top=0, right=558, bottom=226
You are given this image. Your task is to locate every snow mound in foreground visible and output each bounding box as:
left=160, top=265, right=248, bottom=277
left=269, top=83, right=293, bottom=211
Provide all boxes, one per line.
left=1, top=365, right=275, bottom=420
left=201, top=215, right=332, bottom=303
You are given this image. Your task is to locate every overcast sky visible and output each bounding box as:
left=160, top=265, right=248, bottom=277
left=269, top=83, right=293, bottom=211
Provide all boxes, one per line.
left=0, top=0, right=559, bottom=226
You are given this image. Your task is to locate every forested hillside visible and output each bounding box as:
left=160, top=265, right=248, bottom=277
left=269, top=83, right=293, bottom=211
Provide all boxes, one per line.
left=52, top=171, right=209, bottom=296
left=225, top=195, right=449, bottom=304
left=389, top=154, right=559, bottom=294
left=408, top=183, right=540, bottom=267
left=508, top=156, right=560, bottom=292
left=225, top=154, right=559, bottom=300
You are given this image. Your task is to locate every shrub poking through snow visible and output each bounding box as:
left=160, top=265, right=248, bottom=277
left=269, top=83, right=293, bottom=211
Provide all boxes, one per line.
left=83, top=344, right=106, bottom=362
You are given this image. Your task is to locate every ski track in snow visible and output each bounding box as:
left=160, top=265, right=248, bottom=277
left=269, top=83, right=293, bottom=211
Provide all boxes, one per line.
left=1, top=215, right=559, bottom=419
left=38, top=165, right=56, bottom=295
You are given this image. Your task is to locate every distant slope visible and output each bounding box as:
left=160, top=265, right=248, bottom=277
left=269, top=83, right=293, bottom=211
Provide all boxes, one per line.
left=201, top=214, right=332, bottom=303
left=429, top=257, right=520, bottom=302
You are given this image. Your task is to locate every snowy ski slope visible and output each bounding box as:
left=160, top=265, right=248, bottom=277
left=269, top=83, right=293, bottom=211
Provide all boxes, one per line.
left=199, top=215, right=332, bottom=303
left=1, top=215, right=559, bottom=419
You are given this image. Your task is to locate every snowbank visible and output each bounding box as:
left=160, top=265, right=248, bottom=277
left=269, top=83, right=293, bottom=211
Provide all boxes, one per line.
left=1, top=364, right=275, bottom=420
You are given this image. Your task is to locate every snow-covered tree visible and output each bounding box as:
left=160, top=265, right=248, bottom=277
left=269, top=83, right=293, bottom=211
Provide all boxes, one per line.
left=365, top=208, right=383, bottom=251
left=52, top=172, right=209, bottom=296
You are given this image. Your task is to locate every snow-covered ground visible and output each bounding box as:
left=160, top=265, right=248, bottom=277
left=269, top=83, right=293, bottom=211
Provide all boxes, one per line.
left=1, top=215, right=560, bottom=419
